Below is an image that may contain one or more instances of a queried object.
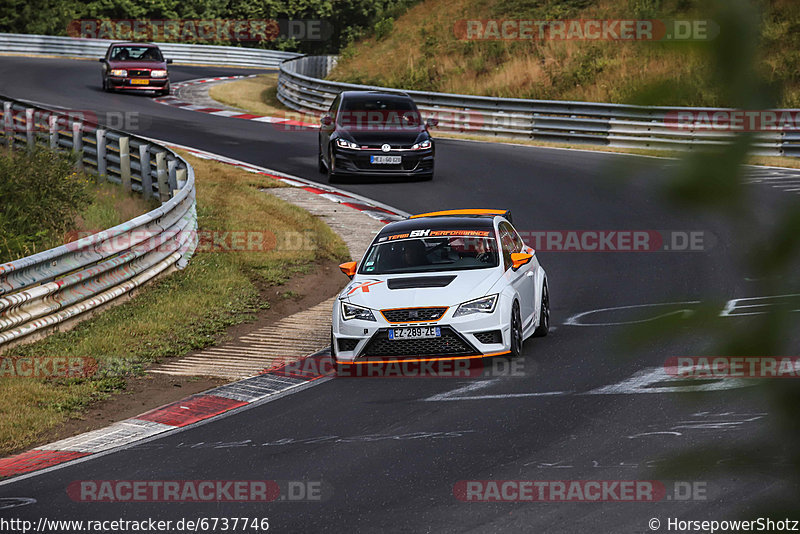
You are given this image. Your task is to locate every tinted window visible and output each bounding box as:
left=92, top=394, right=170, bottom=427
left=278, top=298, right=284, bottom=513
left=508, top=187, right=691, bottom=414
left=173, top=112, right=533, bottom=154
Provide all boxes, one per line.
left=360, top=236, right=499, bottom=275
left=340, top=96, right=415, bottom=112
left=338, top=96, right=420, bottom=129
left=110, top=46, right=162, bottom=61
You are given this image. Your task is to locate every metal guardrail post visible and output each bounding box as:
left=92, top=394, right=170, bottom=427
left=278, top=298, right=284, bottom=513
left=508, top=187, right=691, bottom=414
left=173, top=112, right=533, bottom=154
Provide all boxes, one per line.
left=95, top=129, right=107, bottom=178
left=176, top=167, right=187, bottom=188
left=167, top=159, right=177, bottom=194
left=25, top=108, right=34, bottom=152
left=48, top=115, right=58, bottom=149
left=139, top=143, right=152, bottom=198
left=119, top=136, right=131, bottom=191
left=2, top=101, right=11, bottom=148
left=156, top=151, right=169, bottom=202
left=71, top=121, right=83, bottom=171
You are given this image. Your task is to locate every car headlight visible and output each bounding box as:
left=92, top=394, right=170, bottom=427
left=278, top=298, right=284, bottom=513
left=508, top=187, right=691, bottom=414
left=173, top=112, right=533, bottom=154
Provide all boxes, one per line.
left=336, top=138, right=360, bottom=150
left=453, top=294, right=498, bottom=317
left=341, top=302, right=376, bottom=321
left=411, top=139, right=432, bottom=150
left=110, top=69, right=127, bottom=77
left=150, top=69, right=168, bottom=78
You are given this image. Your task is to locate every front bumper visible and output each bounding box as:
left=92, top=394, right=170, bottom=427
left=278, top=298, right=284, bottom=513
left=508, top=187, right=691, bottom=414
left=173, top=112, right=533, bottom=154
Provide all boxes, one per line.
left=330, top=147, right=434, bottom=176
left=107, top=77, right=169, bottom=90
left=332, top=304, right=509, bottom=363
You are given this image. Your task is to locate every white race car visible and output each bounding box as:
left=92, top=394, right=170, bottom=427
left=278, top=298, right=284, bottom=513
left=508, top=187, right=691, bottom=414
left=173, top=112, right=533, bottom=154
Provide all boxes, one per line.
left=331, top=209, right=549, bottom=370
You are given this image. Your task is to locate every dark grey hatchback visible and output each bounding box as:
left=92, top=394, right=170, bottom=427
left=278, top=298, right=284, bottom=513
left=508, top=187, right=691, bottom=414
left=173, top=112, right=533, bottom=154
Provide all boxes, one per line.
left=318, top=90, right=436, bottom=182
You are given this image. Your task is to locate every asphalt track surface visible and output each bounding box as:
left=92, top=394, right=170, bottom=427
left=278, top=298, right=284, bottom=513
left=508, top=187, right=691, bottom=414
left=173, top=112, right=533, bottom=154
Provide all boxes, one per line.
left=1, top=57, right=798, bottom=533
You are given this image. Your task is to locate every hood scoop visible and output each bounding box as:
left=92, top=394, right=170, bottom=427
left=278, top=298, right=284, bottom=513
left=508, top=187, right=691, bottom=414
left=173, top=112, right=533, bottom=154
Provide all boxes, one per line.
left=387, top=275, right=456, bottom=290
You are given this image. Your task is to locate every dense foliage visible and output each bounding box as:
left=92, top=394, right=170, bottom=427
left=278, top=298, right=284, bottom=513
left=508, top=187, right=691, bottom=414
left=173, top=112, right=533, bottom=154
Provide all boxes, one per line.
left=0, top=149, right=91, bottom=262
left=0, top=0, right=420, bottom=53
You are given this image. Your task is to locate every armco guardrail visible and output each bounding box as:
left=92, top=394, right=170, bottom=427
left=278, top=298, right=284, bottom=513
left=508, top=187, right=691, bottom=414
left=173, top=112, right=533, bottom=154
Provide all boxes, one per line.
left=0, top=32, right=300, bottom=68
left=278, top=55, right=800, bottom=158
left=0, top=94, right=197, bottom=350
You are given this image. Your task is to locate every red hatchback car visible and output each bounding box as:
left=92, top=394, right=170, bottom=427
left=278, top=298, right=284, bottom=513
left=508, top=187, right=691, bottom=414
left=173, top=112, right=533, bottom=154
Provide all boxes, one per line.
left=100, top=43, right=171, bottom=96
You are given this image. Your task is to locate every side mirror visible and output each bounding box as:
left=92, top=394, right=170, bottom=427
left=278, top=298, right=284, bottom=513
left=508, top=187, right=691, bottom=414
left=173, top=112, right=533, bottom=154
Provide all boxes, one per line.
left=98, top=58, right=105, bottom=62
left=166, top=58, right=173, bottom=64
left=425, top=117, right=438, bottom=128
left=320, top=115, right=333, bottom=127
left=510, top=252, right=533, bottom=271
left=339, top=261, right=357, bottom=279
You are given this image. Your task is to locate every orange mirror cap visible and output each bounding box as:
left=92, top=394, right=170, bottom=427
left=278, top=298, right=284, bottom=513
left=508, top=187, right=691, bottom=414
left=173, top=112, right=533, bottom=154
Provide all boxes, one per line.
left=510, top=252, right=533, bottom=270
left=339, top=261, right=357, bottom=278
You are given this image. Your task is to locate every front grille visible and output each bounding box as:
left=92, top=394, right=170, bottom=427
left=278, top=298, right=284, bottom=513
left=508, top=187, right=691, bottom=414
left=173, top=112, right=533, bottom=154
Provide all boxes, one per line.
left=337, top=338, right=359, bottom=352
left=474, top=330, right=503, bottom=344
left=381, top=307, right=447, bottom=323
left=360, top=327, right=477, bottom=359
left=128, top=69, right=150, bottom=77
left=352, top=154, right=422, bottom=171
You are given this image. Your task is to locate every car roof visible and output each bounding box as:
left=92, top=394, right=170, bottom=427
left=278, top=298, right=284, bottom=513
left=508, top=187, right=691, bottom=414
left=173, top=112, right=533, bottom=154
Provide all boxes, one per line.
left=340, top=90, right=411, bottom=99
left=377, top=216, right=496, bottom=237
left=110, top=42, right=160, bottom=48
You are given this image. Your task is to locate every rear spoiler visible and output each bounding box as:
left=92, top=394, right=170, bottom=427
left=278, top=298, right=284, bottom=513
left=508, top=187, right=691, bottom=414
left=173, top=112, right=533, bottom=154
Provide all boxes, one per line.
left=409, top=209, right=513, bottom=223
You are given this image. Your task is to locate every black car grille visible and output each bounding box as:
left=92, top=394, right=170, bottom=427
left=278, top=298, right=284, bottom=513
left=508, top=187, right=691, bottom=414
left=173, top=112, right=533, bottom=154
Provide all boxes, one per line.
left=352, top=154, right=422, bottom=171
left=474, top=330, right=503, bottom=344
left=381, top=307, right=447, bottom=323
left=360, top=327, right=477, bottom=359
left=337, top=338, right=360, bottom=352
left=128, top=69, right=150, bottom=77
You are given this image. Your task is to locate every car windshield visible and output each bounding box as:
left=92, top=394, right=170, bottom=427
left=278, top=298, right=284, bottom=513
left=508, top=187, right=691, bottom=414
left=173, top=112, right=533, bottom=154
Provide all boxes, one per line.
left=338, top=96, right=420, bottom=129
left=360, top=235, right=499, bottom=275
left=110, top=46, right=162, bottom=62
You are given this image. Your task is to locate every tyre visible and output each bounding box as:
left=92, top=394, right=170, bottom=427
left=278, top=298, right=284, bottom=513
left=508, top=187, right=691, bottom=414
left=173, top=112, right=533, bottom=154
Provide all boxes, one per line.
left=327, top=148, right=338, bottom=183
left=330, top=329, right=338, bottom=374
left=510, top=301, right=523, bottom=358
left=533, top=281, right=550, bottom=338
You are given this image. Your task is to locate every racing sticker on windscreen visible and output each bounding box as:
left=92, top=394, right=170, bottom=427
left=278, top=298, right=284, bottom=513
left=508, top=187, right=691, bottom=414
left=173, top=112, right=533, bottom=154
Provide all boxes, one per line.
left=378, top=229, right=492, bottom=242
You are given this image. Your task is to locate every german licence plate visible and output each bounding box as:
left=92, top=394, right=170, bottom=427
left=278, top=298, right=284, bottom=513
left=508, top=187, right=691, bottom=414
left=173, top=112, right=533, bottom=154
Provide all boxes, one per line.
left=388, top=326, right=441, bottom=340
left=130, top=79, right=149, bottom=85
left=370, top=155, right=401, bottom=164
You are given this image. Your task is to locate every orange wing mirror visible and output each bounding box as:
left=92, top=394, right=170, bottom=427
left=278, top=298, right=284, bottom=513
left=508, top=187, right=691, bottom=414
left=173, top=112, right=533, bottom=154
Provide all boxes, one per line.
left=510, top=252, right=533, bottom=271
left=339, top=261, right=357, bottom=278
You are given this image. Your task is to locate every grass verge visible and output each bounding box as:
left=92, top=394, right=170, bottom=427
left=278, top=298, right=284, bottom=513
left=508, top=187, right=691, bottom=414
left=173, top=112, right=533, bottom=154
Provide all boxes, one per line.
left=0, top=152, right=348, bottom=456
left=329, top=0, right=799, bottom=107
left=207, top=73, right=288, bottom=117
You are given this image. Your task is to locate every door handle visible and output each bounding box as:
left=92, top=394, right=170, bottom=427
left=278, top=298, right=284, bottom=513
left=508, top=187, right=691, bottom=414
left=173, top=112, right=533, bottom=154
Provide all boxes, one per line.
left=526, top=271, right=534, bottom=277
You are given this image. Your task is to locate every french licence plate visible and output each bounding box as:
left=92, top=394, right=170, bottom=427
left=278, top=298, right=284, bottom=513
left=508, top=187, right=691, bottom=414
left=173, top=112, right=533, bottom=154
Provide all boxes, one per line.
left=388, top=326, right=441, bottom=340
left=130, top=79, right=149, bottom=85
left=370, top=155, right=401, bottom=164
